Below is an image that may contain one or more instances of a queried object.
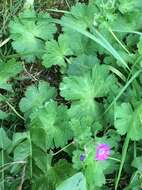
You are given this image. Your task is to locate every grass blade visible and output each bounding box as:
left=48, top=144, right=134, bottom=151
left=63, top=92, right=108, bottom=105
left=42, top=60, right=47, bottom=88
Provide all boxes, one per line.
left=105, top=69, right=142, bottom=113
left=115, top=134, right=130, bottom=190
left=112, top=29, right=142, bottom=36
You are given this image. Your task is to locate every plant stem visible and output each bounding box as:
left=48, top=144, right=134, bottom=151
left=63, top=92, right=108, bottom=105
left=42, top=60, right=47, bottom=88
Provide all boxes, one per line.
left=1, top=127, right=4, bottom=190
left=112, top=0, right=116, bottom=7
left=0, top=37, right=10, bottom=48
left=17, top=164, right=26, bottom=190
left=28, top=132, right=33, bottom=179
left=108, top=27, right=130, bottom=54
left=115, top=134, right=130, bottom=190
left=47, top=9, right=70, bottom=14
left=134, top=141, right=137, bottom=159
left=105, top=69, right=142, bottom=113
left=108, top=157, right=121, bottom=162
left=52, top=141, right=75, bottom=156
left=6, top=101, right=25, bottom=121
left=64, top=0, right=70, bottom=8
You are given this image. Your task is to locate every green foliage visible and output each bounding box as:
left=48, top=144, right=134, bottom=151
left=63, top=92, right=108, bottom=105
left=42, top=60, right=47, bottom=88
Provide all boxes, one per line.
left=72, top=143, right=110, bottom=188
left=19, top=81, right=56, bottom=115
left=1, top=0, right=142, bottom=190
left=119, top=0, right=142, bottom=13
left=42, top=34, right=73, bottom=68
left=137, top=36, right=142, bottom=55
left=9, top=8, right=56, bottom=62
left=0, top=58, right=23, bottom=90
left=56, top=172, right=87, bottom=190
left=0, top=128, right=11, bottom=150
left=114, top=102, right=142, bottom=140
left=30, top=100, right=72, bottom=149
left=70, top=118, right=92, bottom=147
left=60, top=64, right=116, bottom=119
left=0, top=110, right=9, bottom=120
left=132, top=156, right=142, bottom=171
left=61, top=64, right=114, bottom=100
left=61, top=3, right=95, bottom=29
left=32, top=158, right=75, bottom=190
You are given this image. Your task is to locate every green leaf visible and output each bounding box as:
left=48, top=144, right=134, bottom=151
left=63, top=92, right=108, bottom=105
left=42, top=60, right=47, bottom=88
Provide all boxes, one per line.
left=67, top=54, right=99, bottom=76
left=12, top=132, right=28, bottom=148
left=32, top=147, right=52, bottom=173
left=30, top=100, right=72, bottom=149
left=132, top=156, right=142, bottom=171
left=70, top=118, right=93, bottom=147
left=111, top=12, right=142, bottom=33
left=125, top=172, right=142, bottom=190
left=19, top=81, right=56, bottom=115
left=63, top=32, right=89, bottom=55
left=137, top=36, right=142, bottom=55
left=13, top=139, right=31, bottom=161
left=119, top=0, right=142, bottom=13
left=42, top=34, right=73, bottom=68
left=0, top=110, right=9, bottom=120
left=62, top=3, right=95, bottom=30
left=61, top=64, right=115, bottom=101
left=32, top=152, right=75, bottom=190
left=60, top=64, right=115, bottom=118
left=32, top=172, right=57, bottom=190
left=56, top=172, right=87, bottom=190
left=30, top=127, right=49, bottom=152
left=85, top=160, right=106, bottom=188
left=114, top=102, right=142, bottom=140
left=0, top=58, right=23, bottom=90
left=9, top=8, right=56, bottom=62
left=54, top=160, right=75, bottom=183
left=0, top=128, right=11, bottom=150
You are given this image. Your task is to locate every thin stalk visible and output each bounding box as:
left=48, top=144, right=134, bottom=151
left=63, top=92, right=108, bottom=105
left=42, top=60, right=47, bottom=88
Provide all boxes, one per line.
left=0, top=38, right=10, bottom=48
left=0, top=161, right=26, bottom=168
left=130, top=171, right=139, bottom=184
left=17, top=164, right=26, bottom=190
left=127, top=55, right=142, bottom=82
left=0, top=161, right=26, bottom=173
left=28, top=132, right=33, bottom=179
left=47, top=9, right=70, bottom=14
left=112, top=30, right=142, bottom=36
left=1, top=131, right=4, bottom=190
left=115, top=134, right=130, bottom=190
left=112, top=0, right=116, bottom=7
left=108, top=157, right=121, bottom=162
left=52, top=141, right=75, bottom=156
left=105, top=69, right=142, bottom=113
left=134, top=142, right=137, bottom=159
left=108, top=27, right=130, bottom=54
left=109, top=65, right=126, bottom=82
left=6, top=101, right=25, bottom=121
left=64, top=0, right=70, bottom=8
left=65, top=57, right=72, bottom=64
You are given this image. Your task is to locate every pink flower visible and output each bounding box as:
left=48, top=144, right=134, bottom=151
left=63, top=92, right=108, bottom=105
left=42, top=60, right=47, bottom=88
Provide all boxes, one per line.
left=95, top=144, right=110, bottom=161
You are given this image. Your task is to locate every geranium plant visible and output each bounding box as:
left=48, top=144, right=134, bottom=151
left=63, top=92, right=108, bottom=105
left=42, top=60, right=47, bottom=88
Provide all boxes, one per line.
left=0, top=0, right=142, bottom=189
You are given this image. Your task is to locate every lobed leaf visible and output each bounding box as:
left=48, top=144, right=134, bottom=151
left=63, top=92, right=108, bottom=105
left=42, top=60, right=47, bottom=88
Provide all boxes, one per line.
left=9, top=8, right=56, bottom=62
left=114, top=102, right=142, bottom=140
left=19, top=81, right=56, bottom=115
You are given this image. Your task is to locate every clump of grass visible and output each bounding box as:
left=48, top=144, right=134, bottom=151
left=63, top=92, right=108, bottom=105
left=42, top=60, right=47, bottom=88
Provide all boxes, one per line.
left=0, top=0, right=24, bottom=36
